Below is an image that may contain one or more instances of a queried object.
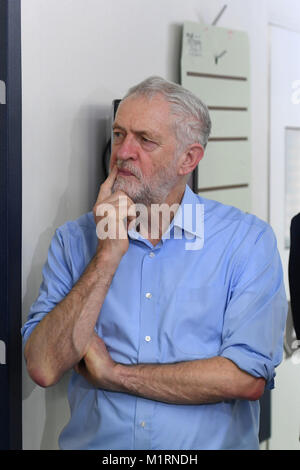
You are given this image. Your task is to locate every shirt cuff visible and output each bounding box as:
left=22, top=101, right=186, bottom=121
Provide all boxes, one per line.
left=220, top=345, right=275, bottom=390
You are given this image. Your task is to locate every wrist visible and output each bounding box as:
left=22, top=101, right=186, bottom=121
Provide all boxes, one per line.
left=94, top=245, right=122, bottom=271
left=102, top=362, right=127, bottom=393
left=112, top=363, right=132, bottom=393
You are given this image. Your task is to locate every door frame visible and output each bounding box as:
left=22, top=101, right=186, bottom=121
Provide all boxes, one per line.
left=0, top=0, right=22, bottom=450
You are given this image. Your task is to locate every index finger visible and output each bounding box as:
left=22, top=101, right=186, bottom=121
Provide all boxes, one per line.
left=97, top=165, right=118, bottom=203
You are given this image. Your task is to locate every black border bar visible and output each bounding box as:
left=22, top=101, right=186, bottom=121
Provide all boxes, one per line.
left=0, top=0, right=22, bottom=450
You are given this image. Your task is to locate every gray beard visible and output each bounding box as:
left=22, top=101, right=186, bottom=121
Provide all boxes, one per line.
left=112, top=164, right=178, bottom=206
left=112, top=178, right=168, bottom=206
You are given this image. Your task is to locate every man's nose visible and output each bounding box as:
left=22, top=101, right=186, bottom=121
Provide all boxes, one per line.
left=117, top=135, right=138, bottom=160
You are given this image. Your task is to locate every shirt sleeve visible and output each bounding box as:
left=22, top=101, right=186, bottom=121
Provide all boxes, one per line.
left=21, top=227, right=74, bottom=345
left=219, top=225, right=288, bottom=389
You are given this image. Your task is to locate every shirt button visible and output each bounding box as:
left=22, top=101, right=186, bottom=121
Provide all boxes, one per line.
left=149, top=252, right=155, bottom=258
left=145, top=292, right=152, bottom=299
left=145, top=336, right=151, bottom=342
left=141, top=421, right=146, bottom=428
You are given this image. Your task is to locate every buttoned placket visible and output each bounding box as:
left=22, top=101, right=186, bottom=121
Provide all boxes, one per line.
left=134, top=246, right=160, bottom=450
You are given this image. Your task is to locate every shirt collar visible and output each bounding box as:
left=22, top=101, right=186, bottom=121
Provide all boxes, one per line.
left=169, top=184, right=204, bottom=239
left=128, top=184, right=204, bottom=244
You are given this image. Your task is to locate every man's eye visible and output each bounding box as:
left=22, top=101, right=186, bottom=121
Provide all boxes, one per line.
left=141, top=136, right=157, bottom=150
left=113, top=131, right=124, bottom=142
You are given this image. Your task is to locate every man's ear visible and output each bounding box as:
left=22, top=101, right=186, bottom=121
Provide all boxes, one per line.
left=177, top=144, right=205, bottom=176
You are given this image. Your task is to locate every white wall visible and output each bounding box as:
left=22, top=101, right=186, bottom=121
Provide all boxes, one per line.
left=21, top=0, right=300, bottom=450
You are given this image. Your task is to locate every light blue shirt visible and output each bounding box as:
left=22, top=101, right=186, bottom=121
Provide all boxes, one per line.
left=22, top=185, right=287, bottom=450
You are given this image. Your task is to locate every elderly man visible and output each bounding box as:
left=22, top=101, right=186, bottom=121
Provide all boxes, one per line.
left=22, top=76, right=287, bottom=450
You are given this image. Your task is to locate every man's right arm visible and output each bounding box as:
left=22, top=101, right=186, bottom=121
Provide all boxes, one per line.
left=24, top=247, right=120, bottom=388
left=24, top=165, right=133, bottom=387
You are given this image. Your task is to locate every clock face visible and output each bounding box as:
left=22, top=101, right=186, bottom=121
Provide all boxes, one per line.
left=182, top=22, right=250, bottom=77
left=182, top=23, right=250, bottom=108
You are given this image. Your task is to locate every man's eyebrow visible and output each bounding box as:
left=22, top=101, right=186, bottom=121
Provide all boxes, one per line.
left=112, top=122, right=125, bottom=132
left=112, top=122, right=162, bottom=141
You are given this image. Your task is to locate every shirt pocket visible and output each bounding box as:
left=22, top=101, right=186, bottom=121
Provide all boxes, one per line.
left=171, top=285, right=225, bottom=357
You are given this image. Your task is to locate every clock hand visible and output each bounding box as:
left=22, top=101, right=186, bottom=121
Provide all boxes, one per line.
left=215, top=50, right=227, bottom=64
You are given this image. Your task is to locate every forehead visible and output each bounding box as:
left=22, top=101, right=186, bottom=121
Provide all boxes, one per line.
left=114, top=93, right=173, bottom=136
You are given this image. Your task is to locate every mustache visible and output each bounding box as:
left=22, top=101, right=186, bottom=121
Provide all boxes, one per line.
left=116, top=160, right=142, bottom=180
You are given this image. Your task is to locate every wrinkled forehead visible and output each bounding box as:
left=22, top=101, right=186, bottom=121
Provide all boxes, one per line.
left=114, top=93, right=176, bottom=137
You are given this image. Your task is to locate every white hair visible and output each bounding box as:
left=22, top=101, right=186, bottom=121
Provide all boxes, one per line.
left=123, top=76, right=212, bottom=152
